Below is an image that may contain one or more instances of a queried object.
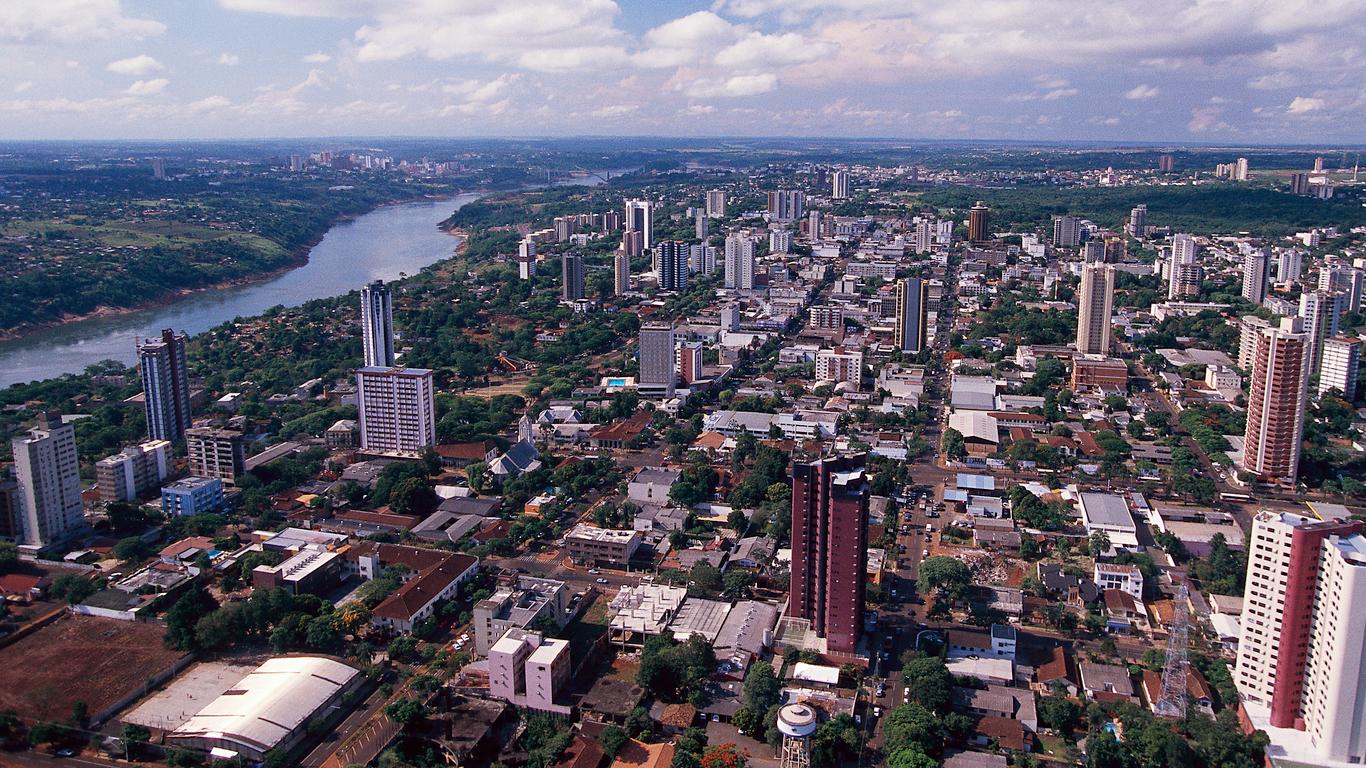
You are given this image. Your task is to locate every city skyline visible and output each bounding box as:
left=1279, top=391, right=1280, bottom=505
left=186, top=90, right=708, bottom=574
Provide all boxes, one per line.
left=1, top=1, right=1364, bottom=142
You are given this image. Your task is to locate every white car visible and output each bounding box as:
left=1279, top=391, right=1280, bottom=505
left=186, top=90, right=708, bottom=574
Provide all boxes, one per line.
left=596, top=577, right=609, bottom=584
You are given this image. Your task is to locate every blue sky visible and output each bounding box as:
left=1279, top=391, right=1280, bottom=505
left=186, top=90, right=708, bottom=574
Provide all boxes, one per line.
left=2, top=0, right=1364, bottom=142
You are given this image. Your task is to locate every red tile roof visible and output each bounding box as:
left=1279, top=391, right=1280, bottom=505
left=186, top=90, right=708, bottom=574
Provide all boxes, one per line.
left=371, top=546, right=478, bottom=622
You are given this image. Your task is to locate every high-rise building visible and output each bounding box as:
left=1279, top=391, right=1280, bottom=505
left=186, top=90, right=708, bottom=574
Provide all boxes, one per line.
left=810, top=306, right=844, bottom=330
left=1239, top=316, right=1272, bottom=371
left=694, top=209, right=707, bottom=240
left=622, top=230, right=644, bottom=258
left=488, top=629, right=571, bottom=715
left=1241, top=317, right=1310, bottom=484
left=767, top=190, right=804, bottom=222
left=1299, top=291, right=1344, bottom=374
left=1076, top=263, right=1115, bottom=355
left=720, top=304, right=740, bottom=332
left=151, top=157, right=165, bottom=180
left=138, top=328, right=192, bottom=443
left=1289, top=172, right=1311, bottom=195
left=1242, top=248, right=1270, bottom=304
left=831, top=171, right=849, bottom=199
left=1278, top=249, right=1304, bottom=284
left=676, top=341, right=703, bottom=385
left=12, top=414, right=83, bottom=547
left=1319, top=336, right=1362, bottom=399
left=1081, top=240, right=1105, bottom=264
left=637, top=323, right=676, bottom=398
left=624, top=199, right=654, bottom=249
left=561, top=252, right=584, bottom=301
left=518, top=238, right=537, bottom=280
left=815, top=347, right=863, bottom=388
left=186, top=427, right=246, bottom=484
left=913, top=218, right=934, bottom=255
left=705, top=190, right=727, bottom=218
left=356, top=367, right=436, bottom=457
left=1167, top=234, right=1201, bottom=299
left=807, top=210, right=823, bottom=240
left=1300, top=533, right=1366, bottom=762
left=893, top=278, right=928, bottom=354
left=1235, top=157, right=1250, bottom=181
left=1052, top=215, right=1081, bottom=248
left=553, top=216, right=574, bottom=242
left=1235, top=511, right=1361, bottom=726
left=613, top=252, right=630, bottom=296
left=1319, top=265, right=1365, bottom=313
left=724, top=234, right=755, bottom=290
left=95, top=440, right=171, bottom=503
left=769, top=229, right=793, bottom=254
left=602, top=210, right=622, bottom=231
left=1128, top=204, right=1148, bottom=238
left=968, top=201, right=990, bottom=243
left=790, top=453, right=869, bottom=655
left=1158, top=154, right=1175, bottom=173
left=655, top=241, right=689, bottom=291
left=360, top=280, right=396, bottom=368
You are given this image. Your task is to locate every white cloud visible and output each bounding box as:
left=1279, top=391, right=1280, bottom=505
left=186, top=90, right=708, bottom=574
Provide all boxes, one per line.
left=591, top=104, right=638, bottom=118
left=14, top=81, right=33, bottom=94
left=1248, top=71, right=1298, bottom=90
left=189, top=95, right=233, bottom=111
left=1089, top=115, right=1121, bottom=125
left=107, top=54, right=163, bottom=76
left=1041, top=88, right=1078, bottom=100
left=1188, top=104, right=1230, bottom=132
left=302, top=52, right=332, bottom=63
left=217, top=52, right=240, bottom=66
left=0, top=0, right=164, bottom=43
left=125, top=78, right=168, bottom=96
left=683, top=73, right=778, bottom=98
left=1124, top=84, right=1160, bottom=100
left=680, top=104, right=715, bottom=115
left=1287, top=96, right=1326, bottom=113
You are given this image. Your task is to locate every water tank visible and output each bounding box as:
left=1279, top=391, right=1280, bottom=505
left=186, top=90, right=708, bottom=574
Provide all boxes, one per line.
left=777, top=703, right=819, bottom=738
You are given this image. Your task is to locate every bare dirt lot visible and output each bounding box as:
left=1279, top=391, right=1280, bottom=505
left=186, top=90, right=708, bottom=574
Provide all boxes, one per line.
left=0, top=614, right=187, bottom=723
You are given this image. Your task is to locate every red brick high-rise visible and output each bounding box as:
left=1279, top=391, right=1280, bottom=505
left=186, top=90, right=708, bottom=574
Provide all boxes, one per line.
left=790, top=453, right=868, bottom=655
left=1242, top=316, right=1310, bottom=484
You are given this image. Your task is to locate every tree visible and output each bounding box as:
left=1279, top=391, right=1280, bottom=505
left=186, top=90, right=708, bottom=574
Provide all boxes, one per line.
left=917, top=556, right=971, bottom=600
left=0, top=541, right=18, bottom=573
left=1087, top=531, right=1112, bottom=558
left=901, top=657, right=953, bottom=712
left=887, top=747, right=938, bottom=768
left=48, top=573, right=98, bottom=604
left=943, top=428, right=966, bottom=460
left=882, top=703, right=943, bottom=757
left=164, top=586, right=218, bottom=651
left=601, top=726, right=629, bottom=759
left=120, top=724, right=151, bottom=759
left=384, top=698, right=427, bottom=725
left=810, top=714, right=861, bottom=768
left=701, top=743, right=747, bottom=768
left=388, top=476, right=438, bottom=517
left=1037, top=695, right=1081, bottom=733
left=466, top=461, right=489, bottom=493
left=113, top=536, right=152, bottom=563
left=723, top=569, right=754, bottom=599
left=742, top=661, right=781, bottom=713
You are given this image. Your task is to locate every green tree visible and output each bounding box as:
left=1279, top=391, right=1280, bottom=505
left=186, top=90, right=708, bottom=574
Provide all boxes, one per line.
left=1037, top=695, right=1081, bottom=733
left=882, top=703, right=944, bottom=757
left=384, top=698, right=427, bottom=725
left=917, top=556, right=971, bottom=600
left=48, top=573, right=98, bottom=604
left=601, top=726, right=629, bottom=759
left=742, top=661, right=781, bottom=713
left=0, top=541, right=20, bottom=573
left=901, top=657, right=954, bottom=712
left=113, top=536, right=152, bottom=563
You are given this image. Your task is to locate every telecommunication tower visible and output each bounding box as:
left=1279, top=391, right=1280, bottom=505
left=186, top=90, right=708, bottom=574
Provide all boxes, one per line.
left=1156, top=583, right=1190, bottom=718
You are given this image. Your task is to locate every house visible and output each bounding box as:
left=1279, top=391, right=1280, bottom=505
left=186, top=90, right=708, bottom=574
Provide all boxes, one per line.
left=951, top=685, right=1038, bottom=732
left=650, top=703, right=696, bottom=735
left=1140, top=667, right=1215, bottom=717
left=351, top=543, right=480, bottom=633
left=627, top=467, right=682, bottom=505
left=1035, top=646, right=1078, bottom=696
left=1094, top=563, right=1143, bottom=602
left=1078, top=662, right=1135, bottom=703
left=948, top=625, right=1017, bottom=661
left=609, top=740, right=675, bottom=768
left=0, top=572, right=50, bottom=602
left=434, top=440, right=498, bottom=468
left=971, top=715, right=1033, bottom=752
left=1102, top=589, right=1147, bottom=632
left=588, top=411, right=652, bottom=449
left=728, top=536, right=775, bottom=569
left=551, top=734, right=605, bottom=768
left=1037, top=563, right=1099, bottom=604
left=943, top=752, right=1008, bottom=768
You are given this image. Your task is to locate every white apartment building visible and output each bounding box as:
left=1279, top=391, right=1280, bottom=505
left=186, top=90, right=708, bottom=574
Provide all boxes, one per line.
left=815, top=347, right=863, bottom=388
left=360, top=280, right=395, bottom=368
left=356, top=367, right=436, bottom=457
left=1319, top=337, right=1362, bottom=399
left=489, top=630, right=571, bottom=715
left=1301, top=534, right=1366, bottom=763
left=725, top=234, right=755, bottom=290
left=12, top=416, right=83, bottom=548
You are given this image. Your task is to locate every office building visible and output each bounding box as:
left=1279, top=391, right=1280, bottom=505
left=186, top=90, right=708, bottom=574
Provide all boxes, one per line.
left=913, top=218, right=934, bottom=254
left=1279, top=249, right=1304, bottom=283
left=161, top=476, right=225, bottom=517
left=1299, top=291, right=1344, bottom=374
left=815, top=347, right=863, bottom=388
left=1241, top=317, right=1310, bottom=484
left=95, top=440, right=171, bottom=503
left=624, top=199, right=654, bottom=249
left=138, top=328, right=192, bottom=443
left=489, top=629, right=571, bottom=715
left=186, top=427, right=246, bottom=484
left=968, top=201, right=990, bottom=243
left=705, top=189, right=726, bottom=218
left=655, top=241, right=688, bottom=291
left=1128, top=204, right=1147, bottom=238
left=1076, top=263, right=1115, bottom=355
left=676, top=341, right=704, bottom=385
left=561, top=252, right=584, bottom=301
left=638, top=323, right=676, bottom=398
left=356, top=367, right=436, bottom=457
left=565, top=523, right=641, bottom=567
left=518, top=238, right=537, bottom=280
left=790, top=453, right=869, bottom=655
left=893, top=278, right=928, bottom=354
left=1167, top=234, right=1201, bottom=299
left=1052, top=215, right=1081, bottom=248
left=614, top=251, right=630, bottom=295
left=724, top=234, right=755, bottom=290
left=1319, top=336, right=1362, bottom=399
left=360, top=281, right=396, bottom=368
left=12, top=415, right=83, bottom=547
left=767, top=190, right=804, bottom=222
left=770, top=229, right=793, bottom=254
left=1242, top=248, right=1270, bottom=304
left=831, top=170, right=849, bottom=199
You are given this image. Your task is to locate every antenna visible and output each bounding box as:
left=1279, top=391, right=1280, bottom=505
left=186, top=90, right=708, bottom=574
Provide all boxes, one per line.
left=1155, top=583, right=1190, bottom=719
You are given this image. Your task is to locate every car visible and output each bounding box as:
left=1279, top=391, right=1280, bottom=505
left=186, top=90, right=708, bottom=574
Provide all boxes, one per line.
left=55, top=749, right=76, bottom=758
left=873, top=706, right=883, bottom=717
left=596, top=578, right=609, bottom=584
left=923, top=549, right=929, bottom=558
left=588, top=568, right=600, bottom=574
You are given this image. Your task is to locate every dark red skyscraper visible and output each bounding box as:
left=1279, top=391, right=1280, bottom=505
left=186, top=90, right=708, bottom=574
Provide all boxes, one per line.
left=790, top=453, right=868, bottom=655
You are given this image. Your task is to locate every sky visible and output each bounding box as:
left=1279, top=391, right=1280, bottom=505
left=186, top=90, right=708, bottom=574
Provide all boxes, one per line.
left=1, top=0, right=1364, bottom=143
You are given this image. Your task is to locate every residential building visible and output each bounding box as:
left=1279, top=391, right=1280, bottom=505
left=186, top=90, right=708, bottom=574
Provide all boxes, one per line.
left=1319, top=336, right=1361, bottom=399
left=565, top=523, right=641, bottom=567
left=894, top=277, right=928, bottom=354
left=138, top=328, right=192, bottom=443
left=968, top=201, right=990, bottom=243
left=489, top=629, right=571, bottom=715
left=790, top=453, right=869, bottom=655
left=1242, top=248, right=1270, bottom=304
left=360, top=280, right=396, bottom=368
left=638, top=323, right=676, bottom=398
left=769, top=229, right=793, bottom=254
left=676, top=341, right=704, bottom=385
left=1128, top=204, right=1147, bottom=237
left=161, top=476, right=225, bottom=517
left=767, top=190, right=804, bottom=222
left=473, top=576, right=571, bottom=656
left=1242, top=317, right=1310, bottom=484
left=1071, top=356, right=1128, bottom=389
left=1319, top=265, right=1364, bottom=313
left=815, top=347, right=863, bottom=388
left=831, top=170, right=849, bottom=199
left=810, top=306, right=844, bottom=329
left=1239, top=316, right=1273, bottom=370
left=1167, top=234, right=1201, bottom=299
left=1299, top=533, right=1366, bottom=762
left=1093, top=563, right=1143, bottom=602
left=562, top=252, right=585, bottom=301
left=624, top=199, right=654, bottom=249
left=186, top=427, right=246, bottom=484
left=1052, top=215, right=1080, bottom=248
left=655, top=241, right=689, bottom=291
left=95, top=440, right=171, bottom=502
left=11, top=415, right=83, bottom=547
left=1299, top=291, right=1344, bottom=374
left=724, top=234, right=755, bottom=290
left=614, top=251, right=630, bottom=295
left=1075, top=263, right=1114, bottom=355
left=518, top=238, right=537, bottom=280
left=355, top=367, right=437, bottom=457
left=705, top=189, right=726, bottom=218
left=913, top=218, right=934, bottom=254
left=1279, top=249, right=1304, bottom=283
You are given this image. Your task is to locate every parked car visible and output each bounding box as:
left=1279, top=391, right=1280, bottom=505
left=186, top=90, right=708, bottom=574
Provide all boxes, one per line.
left=596, top=578, right=609, bottom=584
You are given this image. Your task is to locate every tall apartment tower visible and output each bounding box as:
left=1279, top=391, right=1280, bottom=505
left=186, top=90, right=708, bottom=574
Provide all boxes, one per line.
left=1319, top=336, right=1362, bottom=399
left=676, top=341, right=704, bottom=385
left=1319, top=265, right=1365, bottom=313
left=1242, top=248, right=1271, bottom=304
left=893, top=278, right=928, bottom=354
left=624, top=199, right=654, bottom=249
left=967, top=201, right=990, bottom=243
left=913, top=218, right=934, bottom=255
left=724, top=234, right=755, bottom=290
left=767, top=190, right=804, bottom=222
left=561, top=252, right=584, bottom=301
left=831, top=171, right=849, bottom=199
left=1158, top=154, right=1175, bottom=173
left=637, top=323, right=676, bottom=398
left=95, top=440, right=171, bottom=503
left=1076, top=263, right=1115, bottom=355
left=1052, top=215, right=1081, bottom=248
left=790, top=453, right=869, bottom=655
left=769, top=230, right=793, bottom=254
left=694, top=210, right=707, bottom=240
left=1128, top=204, right=1148, bottom=238
left=1279, top=250, right=1304, bottom=283
left=12, top=414, right=83, bottom=547
left=1299, top=291, right=1344, bottom=374
left=360, top=280, right=396, bottom=368
left=518, top=238, right=537, bottom=280
left=138, top=328, right=192, bottom=443
left=1235, top=157, right=1250, bottom=180
left=705, top=190, right=727, bottom=218
left=1300, top=533, right=1366, bottom=762
left=185, top=427, right=246, bottom=484
left=1167, top=234, right=1201, bottom=299
left=1241, top=316, right=1310, bottom=484
left=356, top=367, right=437, bottom=457
left=1236, top=512, right=1362, bottom=727
left=1238, top=316, right=1273, bottom=370
left=613, top=252, right=630, bottom=296
left=655, top=241, right=689, bottom=291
